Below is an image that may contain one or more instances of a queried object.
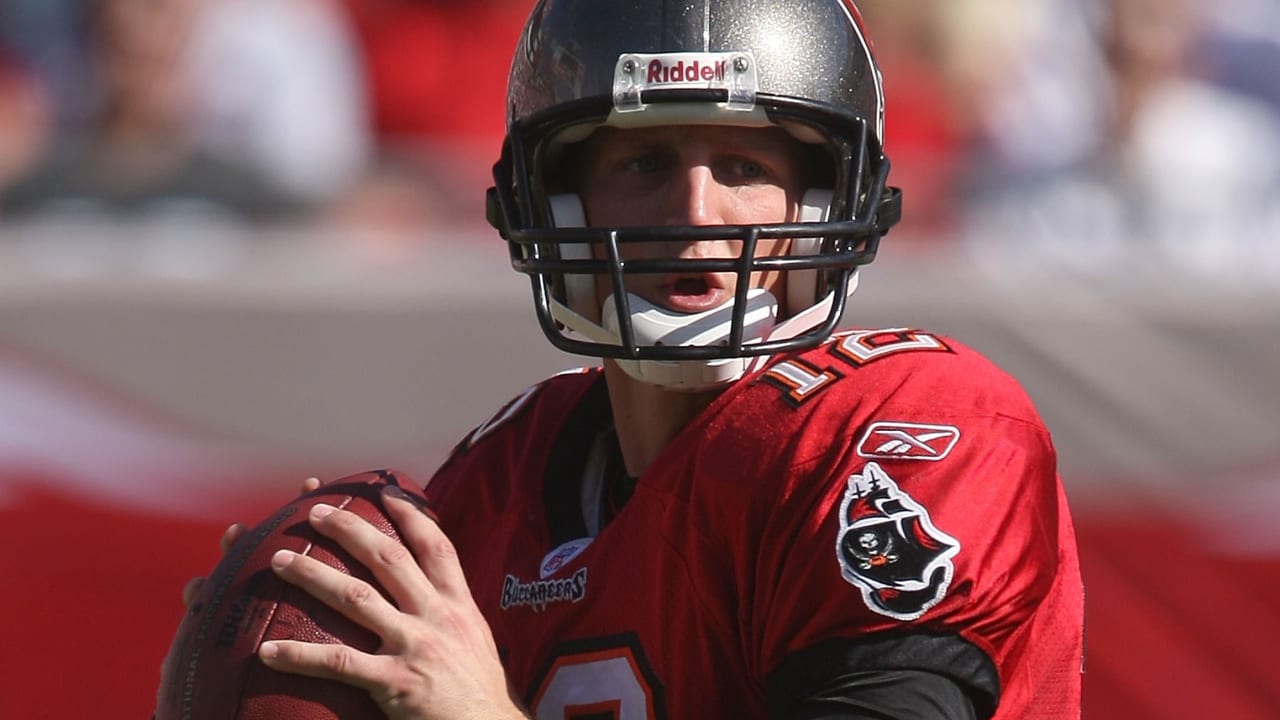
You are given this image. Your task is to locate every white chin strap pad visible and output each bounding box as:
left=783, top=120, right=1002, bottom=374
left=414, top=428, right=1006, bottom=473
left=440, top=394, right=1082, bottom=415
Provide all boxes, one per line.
left=600, top=289, right=779, bottom=391
left=602, top=289, right=778, bottom=347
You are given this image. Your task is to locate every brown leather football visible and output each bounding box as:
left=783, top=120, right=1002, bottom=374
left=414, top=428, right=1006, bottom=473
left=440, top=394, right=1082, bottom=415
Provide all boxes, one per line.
left=155, top=469, right=425, bottom=719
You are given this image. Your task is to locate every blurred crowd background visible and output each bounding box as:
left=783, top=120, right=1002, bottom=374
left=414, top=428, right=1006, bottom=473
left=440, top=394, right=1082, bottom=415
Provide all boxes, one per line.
left=0, top=1, right=1278, bottom=718
left=0, top=0, right=1277, bottom=264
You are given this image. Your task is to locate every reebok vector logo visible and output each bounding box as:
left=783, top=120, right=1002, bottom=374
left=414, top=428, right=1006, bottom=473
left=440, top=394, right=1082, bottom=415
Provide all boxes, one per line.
left=856, top=422, right=960, bottom=462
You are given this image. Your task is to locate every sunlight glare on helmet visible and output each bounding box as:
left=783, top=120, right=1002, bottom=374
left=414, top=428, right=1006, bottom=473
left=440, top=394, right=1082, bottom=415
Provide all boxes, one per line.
left=757, top=29, right=793, bottom=57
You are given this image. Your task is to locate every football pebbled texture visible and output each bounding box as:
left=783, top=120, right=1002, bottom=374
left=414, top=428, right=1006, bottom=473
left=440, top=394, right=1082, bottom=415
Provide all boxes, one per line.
left=155, top=469, right=427, bottom=720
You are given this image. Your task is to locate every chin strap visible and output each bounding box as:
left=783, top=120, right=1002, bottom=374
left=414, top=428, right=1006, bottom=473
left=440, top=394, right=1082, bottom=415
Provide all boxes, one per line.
left=602, top=289, right=778, bottom=348
left=599, top=289, right=778, bottom=390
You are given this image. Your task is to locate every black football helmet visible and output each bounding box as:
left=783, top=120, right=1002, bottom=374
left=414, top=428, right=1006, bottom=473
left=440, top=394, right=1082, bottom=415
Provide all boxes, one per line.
left=487, top=0, right=902, bottom=389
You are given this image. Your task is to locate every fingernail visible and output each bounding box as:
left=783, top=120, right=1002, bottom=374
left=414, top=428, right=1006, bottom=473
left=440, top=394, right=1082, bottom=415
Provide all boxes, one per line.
left=271, top=549, right=294, bottom=569
left=259, top=641, right=279, bottom=661
left=311, top=503, right=335, bottom=519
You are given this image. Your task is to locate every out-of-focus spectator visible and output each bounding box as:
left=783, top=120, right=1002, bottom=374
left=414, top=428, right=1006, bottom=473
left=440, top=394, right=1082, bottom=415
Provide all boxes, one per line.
left=333, top=0, right=531, bottom=223
left=959, top=0, right=1280, bottom=277
left=0, top=54, right=51, bottom=192
left=0, top=0, right=372, bottom=222
left=937, top=0, right=1109, bottom=182
left=183, top=0, right=371, bottom=204
left=857, top=1, right=965, bottom=241
left=0, top=0, right=96, bottom=131
left=1201, top=0, right=1280, bottom=112
left=0, top=0, right=296, bottom=221
left=338, top=0, right=526, bottom=149
left=858, top=0, right=1094, bottom=243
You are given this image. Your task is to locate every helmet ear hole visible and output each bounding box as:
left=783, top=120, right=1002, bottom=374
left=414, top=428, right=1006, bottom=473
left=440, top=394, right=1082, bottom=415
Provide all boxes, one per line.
left=548, top=194, right=596, bottom=316
left=786, top=188, right=833, bottom=314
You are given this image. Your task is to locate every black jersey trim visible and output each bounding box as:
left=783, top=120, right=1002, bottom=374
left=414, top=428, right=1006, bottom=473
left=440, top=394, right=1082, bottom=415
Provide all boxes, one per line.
left=541, top=373, right=611, bottom=546
left=766, top=633, right=999, bottom=720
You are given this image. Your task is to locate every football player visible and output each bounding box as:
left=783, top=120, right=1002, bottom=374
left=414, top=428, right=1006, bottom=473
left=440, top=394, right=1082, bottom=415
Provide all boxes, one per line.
left=205, top=1, right=1084, bottom=718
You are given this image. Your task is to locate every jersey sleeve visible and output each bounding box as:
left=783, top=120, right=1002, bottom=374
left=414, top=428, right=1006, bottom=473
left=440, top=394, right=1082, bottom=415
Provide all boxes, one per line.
left=745, top=406, right=1068, bottom=707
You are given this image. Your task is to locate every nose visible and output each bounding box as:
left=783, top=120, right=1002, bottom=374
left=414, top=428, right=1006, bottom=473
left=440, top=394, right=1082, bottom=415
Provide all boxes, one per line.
left=665, top=164, right=725, bottom=227
left=653, top=164, right=739, bottom=263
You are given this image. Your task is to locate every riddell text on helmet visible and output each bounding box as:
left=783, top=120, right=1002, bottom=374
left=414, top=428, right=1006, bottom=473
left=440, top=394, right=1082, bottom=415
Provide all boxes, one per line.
left=647, top=58, right=727, bottom=84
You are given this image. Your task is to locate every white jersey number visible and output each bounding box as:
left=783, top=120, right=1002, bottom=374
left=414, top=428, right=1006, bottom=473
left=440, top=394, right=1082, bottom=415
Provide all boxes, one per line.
left=529, top=641, right=662, bottom=719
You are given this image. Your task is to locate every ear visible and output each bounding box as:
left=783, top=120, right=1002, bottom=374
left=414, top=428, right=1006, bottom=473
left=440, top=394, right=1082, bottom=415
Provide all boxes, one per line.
left=786, top=188, right=833, bottom=314
left=548, top=194, right=596, bottom=316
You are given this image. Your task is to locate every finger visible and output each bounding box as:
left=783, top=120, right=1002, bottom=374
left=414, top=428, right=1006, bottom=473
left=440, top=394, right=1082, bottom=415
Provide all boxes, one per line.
left=307, top=502, right=434, bottom=615
left=383, top=487, right=471, bottom=601
left=220, top=523, right=247, bottom=554
left=269, top=546, right=407, bottom=640
left=300, top=476, right=322, bottom=495
left=182, top=576, right=205, bottom=607
left=258, top=638, right=384, bottom=693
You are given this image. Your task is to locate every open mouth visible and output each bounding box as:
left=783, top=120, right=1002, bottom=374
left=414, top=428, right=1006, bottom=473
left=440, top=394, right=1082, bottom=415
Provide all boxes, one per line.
left=655, top=275, right=731, bottom=313
left=672, top=276, right=710, bottom=297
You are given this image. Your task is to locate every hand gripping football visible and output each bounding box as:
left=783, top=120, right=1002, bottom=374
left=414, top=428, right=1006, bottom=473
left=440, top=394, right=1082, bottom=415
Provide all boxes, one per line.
left=155, top=469, right=427, bottom=720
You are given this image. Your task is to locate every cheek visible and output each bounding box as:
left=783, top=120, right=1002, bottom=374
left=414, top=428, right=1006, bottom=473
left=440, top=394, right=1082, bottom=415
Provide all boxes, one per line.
left=580, top=185, right=635, bottom=228
left=752, top=239, right=790, bottom=296
left=723, top=186, right=791, bottom=225
left=756, top=238, right=790, bottom=257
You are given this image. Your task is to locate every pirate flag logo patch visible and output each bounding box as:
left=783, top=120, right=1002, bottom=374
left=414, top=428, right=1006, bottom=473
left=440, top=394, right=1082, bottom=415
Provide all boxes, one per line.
left=836, top=461, right=960, bottom=620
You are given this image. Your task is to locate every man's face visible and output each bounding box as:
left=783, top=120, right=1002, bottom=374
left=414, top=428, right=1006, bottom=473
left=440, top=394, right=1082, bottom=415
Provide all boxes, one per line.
left=577, top=124, right=808, bottom=316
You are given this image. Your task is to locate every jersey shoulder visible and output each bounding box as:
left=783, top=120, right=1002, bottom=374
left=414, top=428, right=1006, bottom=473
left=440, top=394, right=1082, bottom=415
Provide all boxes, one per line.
left=433, top=366, right=600, bottom=475
left=718, top=330, right=1070, bottom=656
left=755, top=326, right=1042, bottom=426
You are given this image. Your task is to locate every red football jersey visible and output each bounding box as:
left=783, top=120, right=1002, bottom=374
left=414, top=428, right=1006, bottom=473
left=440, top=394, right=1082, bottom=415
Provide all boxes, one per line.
left=424, top=328, right=1083, bottom=719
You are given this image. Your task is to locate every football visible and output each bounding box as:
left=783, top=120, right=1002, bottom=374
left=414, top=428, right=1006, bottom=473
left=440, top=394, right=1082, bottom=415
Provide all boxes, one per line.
left=155, top=469, right=426, bottom=720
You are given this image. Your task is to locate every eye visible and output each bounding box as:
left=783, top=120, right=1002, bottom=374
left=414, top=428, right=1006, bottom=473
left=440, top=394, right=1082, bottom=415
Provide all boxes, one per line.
left=717, top=155, right=777, bottom=184
left=625, top=153, right=662, bottom=174
left=738, top=160, right=765, bottom=179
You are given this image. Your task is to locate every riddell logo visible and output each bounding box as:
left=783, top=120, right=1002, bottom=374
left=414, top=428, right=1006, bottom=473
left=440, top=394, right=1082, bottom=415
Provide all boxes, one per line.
left=647, top=58, right=728, bottom=84
left=856, top=422, right=961, bottom=461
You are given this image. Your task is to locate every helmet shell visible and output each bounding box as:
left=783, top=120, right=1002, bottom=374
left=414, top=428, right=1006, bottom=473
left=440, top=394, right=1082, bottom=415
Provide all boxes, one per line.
left=507, top=0, right=883, bottom=141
